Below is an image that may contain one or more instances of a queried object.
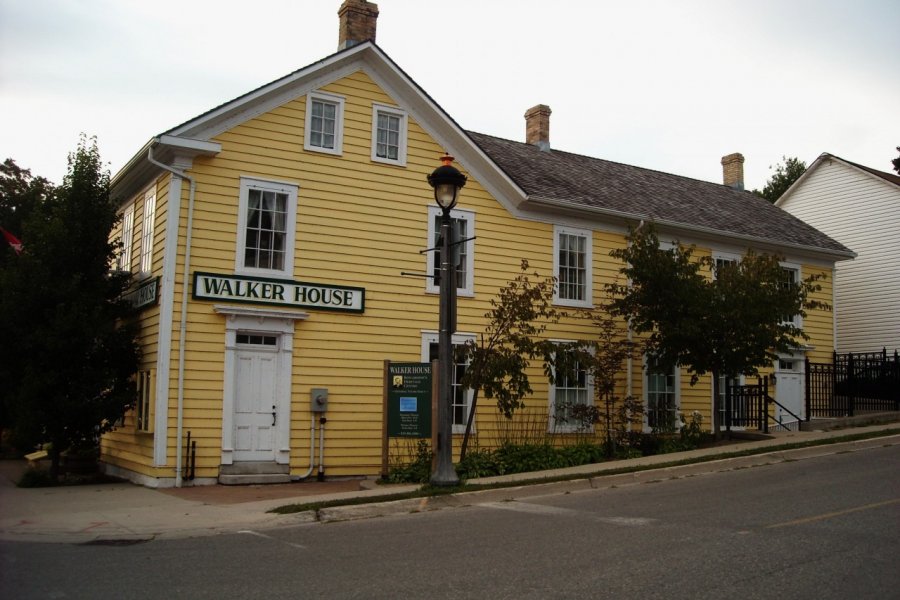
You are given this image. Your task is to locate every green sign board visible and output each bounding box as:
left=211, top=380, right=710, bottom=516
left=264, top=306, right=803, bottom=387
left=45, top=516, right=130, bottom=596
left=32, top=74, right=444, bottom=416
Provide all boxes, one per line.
left=387, top=362, right=432, bottom=438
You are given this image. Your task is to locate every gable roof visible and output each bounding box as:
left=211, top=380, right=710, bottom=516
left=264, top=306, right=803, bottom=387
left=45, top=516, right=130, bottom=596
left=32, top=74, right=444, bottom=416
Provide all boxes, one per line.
left=469, top=132, right=853, bottom=258
left=111, top=41, right=852, bottom=261
left=777, top=152, right=900, bottom=216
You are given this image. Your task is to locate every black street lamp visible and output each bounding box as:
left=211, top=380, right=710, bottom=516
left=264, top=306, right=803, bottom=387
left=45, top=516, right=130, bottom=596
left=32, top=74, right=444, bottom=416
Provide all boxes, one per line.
left=427, top=154, right=466, bottom=486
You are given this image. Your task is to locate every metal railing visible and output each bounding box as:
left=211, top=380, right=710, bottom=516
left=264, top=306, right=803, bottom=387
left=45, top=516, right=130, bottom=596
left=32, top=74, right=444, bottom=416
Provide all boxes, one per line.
left=807, top=348, right=900, bottom=417
left=725, top=377, right=804, bottom=434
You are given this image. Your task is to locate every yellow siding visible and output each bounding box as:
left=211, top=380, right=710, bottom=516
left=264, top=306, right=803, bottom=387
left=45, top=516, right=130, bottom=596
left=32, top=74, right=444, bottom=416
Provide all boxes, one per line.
left=103, top=69, right=840, bottom=481
left=103, top=174, right=169, bottom=476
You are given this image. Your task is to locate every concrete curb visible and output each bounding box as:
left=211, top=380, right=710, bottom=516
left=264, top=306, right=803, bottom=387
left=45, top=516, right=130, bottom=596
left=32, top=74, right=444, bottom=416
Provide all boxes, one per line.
left=276, top=431, right=900, bottom=525
left=1, top=425, right=897, bottom=543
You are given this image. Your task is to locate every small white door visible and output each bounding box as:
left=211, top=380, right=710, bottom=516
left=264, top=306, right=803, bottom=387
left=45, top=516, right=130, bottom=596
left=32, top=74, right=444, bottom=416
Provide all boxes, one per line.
left=775, top=358, right=804, bottom=423
left=233, top=336, right=279, bottom=462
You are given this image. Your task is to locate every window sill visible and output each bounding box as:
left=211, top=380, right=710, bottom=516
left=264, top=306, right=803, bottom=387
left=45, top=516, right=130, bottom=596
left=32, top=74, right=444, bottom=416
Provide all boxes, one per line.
left=553, top=297, right=593, bottom=309
left=425, top=288, right=475, bottom=298
left=303, top=144, right=342, bottom=157
left=371, top=156, right=406, bottom=167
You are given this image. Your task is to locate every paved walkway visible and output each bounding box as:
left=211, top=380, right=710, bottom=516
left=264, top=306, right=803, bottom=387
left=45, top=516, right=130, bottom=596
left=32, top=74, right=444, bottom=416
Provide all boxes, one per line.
left=1, top=423, right=897, bottom=544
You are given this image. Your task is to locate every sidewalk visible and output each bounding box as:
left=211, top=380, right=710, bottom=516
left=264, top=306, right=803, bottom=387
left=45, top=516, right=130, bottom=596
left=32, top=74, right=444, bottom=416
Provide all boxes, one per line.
left=1, top=423, right=897, bottom=544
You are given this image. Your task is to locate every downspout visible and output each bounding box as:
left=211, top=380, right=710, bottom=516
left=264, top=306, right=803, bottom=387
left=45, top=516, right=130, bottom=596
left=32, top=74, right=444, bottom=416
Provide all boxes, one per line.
left=291, top=415, right=317, bottom=481
left=147, top=142, right=195, bottom=488
left=625, top=220, right=644, bottom=400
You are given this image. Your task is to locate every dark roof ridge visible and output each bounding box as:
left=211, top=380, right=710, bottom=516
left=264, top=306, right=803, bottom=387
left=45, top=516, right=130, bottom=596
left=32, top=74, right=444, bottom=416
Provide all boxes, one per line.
left=466, top=130, right=742, bottom=193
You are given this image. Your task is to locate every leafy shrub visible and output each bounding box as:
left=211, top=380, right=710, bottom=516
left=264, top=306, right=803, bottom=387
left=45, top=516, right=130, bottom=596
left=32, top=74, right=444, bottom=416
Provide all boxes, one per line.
left=386, top=439, right=432, bottom=484
left=388, top=414, right=712, bottom=484
left=17, top=468, right=55, bottom=488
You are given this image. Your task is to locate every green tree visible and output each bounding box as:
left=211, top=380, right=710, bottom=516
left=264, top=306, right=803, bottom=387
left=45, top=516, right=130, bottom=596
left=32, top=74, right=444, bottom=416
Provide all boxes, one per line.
left=607, top=225, right=826, bottom=437
left=456, top=260, right=563, bottom=460
left=0, top=159, right=54, bottom=448
left=892, top=146, right=899, bottom=175
left=0, top=138, right=140, bottom=480
left=547, top=303, right=640, bottom=454
left=1, top=159, right=52, bottom=262
left=753, top=156, right=807, bottom=202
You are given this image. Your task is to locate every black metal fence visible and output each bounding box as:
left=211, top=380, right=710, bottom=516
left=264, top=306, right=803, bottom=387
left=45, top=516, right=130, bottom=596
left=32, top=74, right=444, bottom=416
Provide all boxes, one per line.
left=807, top=349, right=900, bottom=417
left=725, top=377, right=769, bottom=431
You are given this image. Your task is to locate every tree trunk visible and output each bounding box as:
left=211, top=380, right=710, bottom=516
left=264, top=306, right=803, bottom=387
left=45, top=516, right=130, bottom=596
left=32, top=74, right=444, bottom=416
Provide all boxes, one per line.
left=459, top=386, right=480, bottom=461
left=712, top=369, right=722, bottom=441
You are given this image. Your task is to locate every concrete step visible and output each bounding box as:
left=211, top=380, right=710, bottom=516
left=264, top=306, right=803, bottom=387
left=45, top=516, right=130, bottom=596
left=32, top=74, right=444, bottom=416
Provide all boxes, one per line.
left=219, top=461, right=289, bottom=476
left=218, top=473, right=292, bottom=485
left=218, top=461, right=290, bottom=484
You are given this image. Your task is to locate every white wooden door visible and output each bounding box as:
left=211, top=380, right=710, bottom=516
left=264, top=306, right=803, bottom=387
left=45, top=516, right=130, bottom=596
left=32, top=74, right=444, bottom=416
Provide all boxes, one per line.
left=775, top=358, right=804, bottom=424
left=233, top=343, right=278, bottom=462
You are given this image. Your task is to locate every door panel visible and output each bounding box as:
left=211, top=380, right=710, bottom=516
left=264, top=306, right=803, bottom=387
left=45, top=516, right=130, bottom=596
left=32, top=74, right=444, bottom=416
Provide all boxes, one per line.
left=233, top=347, right=277, bottom=461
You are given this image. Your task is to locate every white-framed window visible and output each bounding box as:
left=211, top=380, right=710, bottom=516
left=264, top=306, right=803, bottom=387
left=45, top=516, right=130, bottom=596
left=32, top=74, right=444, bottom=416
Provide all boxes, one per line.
left=304, top=92, right=345, bottom=155
left=135, top=369, right=154, bottom=433
left=422, top=332, right=476, bottom=433
left=712, top=252, right=740, bottom=280
left=371, top=103, right=407, bottom=166
left=549, top=343, right=593, bottom=433
left=553, top=225, right=592, bottom=307
left=645, top=356, right=679, bottom=431
left=117, top=202, right=135, bottom=271
left=235, top=177, right=298, bottom=277
left=426, top=206, right=475, bottom=296
left=780, top=262, right=802, bottom=326
left=139, top=189, right=156, bottom=275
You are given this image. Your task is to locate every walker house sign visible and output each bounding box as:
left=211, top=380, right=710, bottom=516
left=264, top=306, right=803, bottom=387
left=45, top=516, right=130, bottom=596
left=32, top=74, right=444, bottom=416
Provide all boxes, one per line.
left=193, top=272, right=365, bottom=313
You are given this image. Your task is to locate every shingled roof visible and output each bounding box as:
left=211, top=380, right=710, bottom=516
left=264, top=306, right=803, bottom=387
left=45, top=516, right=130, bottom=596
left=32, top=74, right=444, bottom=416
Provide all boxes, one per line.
left=468, top=131, right=853, bottom=257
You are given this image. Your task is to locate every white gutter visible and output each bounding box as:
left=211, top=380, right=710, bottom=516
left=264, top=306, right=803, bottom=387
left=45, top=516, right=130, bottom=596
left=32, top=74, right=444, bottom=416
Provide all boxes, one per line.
left=526, top=195, right=857, bottom=262
left=147, top=141, right=196, bottom=488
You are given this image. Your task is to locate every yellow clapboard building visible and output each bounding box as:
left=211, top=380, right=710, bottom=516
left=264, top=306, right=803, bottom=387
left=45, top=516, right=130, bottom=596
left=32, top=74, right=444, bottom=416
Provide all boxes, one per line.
left=102, top=1, right=853, bottom=487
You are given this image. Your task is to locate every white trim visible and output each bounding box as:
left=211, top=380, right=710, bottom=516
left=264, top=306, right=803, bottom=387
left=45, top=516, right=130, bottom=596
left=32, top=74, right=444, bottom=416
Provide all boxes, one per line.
left=421, top=331, right=476, bottom=434
left=553, top=225, right=593, bottom=308
left=370, top=103, right=408, bottom=166
left=139, top=187, right=157, bottom=277
left=426, top=206, right=475, bottom=297
left=156, top=135, right=221, bottom=154
left=547, top=341, right=594, bottom=433
left=643, top=355, right=681, bottom=432
left=779, top=261, right=803, bottom=328
left=304, top=91, right=345, bottom=156
left=118, top=202, right=135, bottom=271
left=217, top=308, right=302, bottom=466
left=235, top=176, right=298, bottom=278
left=154, top=173, right=183, bottom=466
left=712, top=250, right=742, bottom=267
left=773, top=348, right=807, bottom=422
left=528, top=195, right=855, bottom=262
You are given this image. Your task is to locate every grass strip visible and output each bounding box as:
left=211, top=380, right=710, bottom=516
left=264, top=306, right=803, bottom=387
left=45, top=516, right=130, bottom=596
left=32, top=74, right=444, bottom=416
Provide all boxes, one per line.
left=269, top=427, right=899, bottom=514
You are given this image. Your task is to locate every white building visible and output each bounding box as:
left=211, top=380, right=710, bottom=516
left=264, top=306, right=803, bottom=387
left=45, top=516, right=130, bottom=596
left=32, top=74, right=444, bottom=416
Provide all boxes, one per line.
left=777, top=154, right=900, bottom=353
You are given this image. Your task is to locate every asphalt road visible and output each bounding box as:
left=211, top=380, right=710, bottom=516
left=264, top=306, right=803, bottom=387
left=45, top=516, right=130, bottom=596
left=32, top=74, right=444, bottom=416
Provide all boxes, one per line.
left=2, top=443, right=898, bottom=599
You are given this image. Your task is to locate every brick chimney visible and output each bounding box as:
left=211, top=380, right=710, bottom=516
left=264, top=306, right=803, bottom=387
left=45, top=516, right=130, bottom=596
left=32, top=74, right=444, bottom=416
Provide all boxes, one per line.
left=524, top=104, right=552, bottom=151
left=338, top=0, right=379, bottom=51
left=721, top=153, right=745, bottom=190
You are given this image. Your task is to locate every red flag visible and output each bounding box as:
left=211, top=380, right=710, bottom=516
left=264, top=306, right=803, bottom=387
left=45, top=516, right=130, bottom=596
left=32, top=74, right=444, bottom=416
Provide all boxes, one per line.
left=1, top=227, right=23, bottom=255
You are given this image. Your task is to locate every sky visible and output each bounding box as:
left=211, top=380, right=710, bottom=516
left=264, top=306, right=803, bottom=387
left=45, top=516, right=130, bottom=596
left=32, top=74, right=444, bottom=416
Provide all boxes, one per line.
left=1, top=0, right=898, bottom=191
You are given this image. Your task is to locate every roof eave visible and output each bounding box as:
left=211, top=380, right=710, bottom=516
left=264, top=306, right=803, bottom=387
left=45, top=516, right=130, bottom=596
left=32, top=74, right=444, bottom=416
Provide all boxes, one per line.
left=110, top=136, right=222, bottom=202
left=527, top=195, right=857, bottom=262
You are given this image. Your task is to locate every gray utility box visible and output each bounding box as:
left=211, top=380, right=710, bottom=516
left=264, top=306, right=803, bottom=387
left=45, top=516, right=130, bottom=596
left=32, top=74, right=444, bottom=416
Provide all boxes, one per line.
left=310, top=388, right=328, bottom=413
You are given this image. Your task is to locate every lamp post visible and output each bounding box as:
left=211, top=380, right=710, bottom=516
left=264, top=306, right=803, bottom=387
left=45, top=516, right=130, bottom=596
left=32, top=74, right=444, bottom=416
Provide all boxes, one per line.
left=427, top=154, right=466, bottom=486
